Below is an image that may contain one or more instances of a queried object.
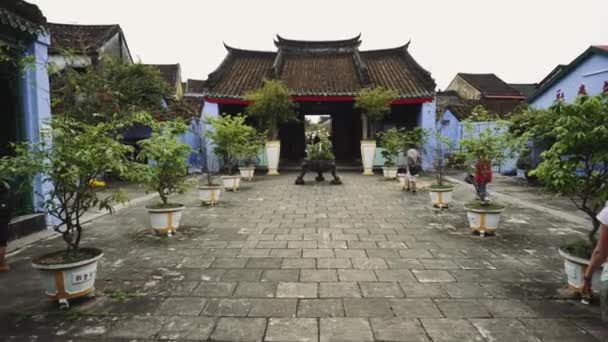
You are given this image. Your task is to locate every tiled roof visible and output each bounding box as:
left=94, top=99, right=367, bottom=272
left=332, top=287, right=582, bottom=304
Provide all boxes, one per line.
left=457, top=73, right=524, bottom=98
left=146, top=64, right=181, bottom=92
left=437, top=90, right=523, bottom=120
left=0, top=0, right=46, bottom=36
left=508, top=83, right=538, bottom=99
left=204, top=35, right=435, bottom=99
left=185, top=79, right=207, bottom=94
left=47, top=23, right=121, bottom=54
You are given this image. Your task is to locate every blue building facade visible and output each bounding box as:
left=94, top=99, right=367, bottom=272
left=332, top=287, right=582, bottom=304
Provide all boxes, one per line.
left=530, top=46, right=608, bottom=109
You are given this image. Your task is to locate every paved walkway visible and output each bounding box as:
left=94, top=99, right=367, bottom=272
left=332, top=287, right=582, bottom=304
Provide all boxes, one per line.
left=1, top=173, right=607, bottom=341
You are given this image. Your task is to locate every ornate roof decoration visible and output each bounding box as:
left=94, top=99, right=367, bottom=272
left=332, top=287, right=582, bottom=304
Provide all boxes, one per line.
left=204, top=35, right=435, bottom=100
left=47, top=23, right=122, bottom=55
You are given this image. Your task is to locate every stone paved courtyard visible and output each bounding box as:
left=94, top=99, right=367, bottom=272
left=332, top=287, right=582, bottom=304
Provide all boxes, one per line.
left=1, top=172, right=607, bottom=341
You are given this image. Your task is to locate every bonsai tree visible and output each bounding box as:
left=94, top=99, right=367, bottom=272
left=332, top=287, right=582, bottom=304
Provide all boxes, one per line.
left=430, top=128, right=454, bottom=188
left=239, top=127, right=266, bottom=167
left=355, top=86, right=398, bottom=139
left=529, top=93, right=608, bottom=254
left=245, top=79, right=296, bottom=140
left=460, top=121, right=515, bottom=205
left=305, top=128, right=335, bottom=161
left=377, top=128, right=402, bottom=167
left=206, top=115, right=253, bottom=175
left=138, top=119, right=193, bottom=208
left=0, top=116, right=145, bottom=252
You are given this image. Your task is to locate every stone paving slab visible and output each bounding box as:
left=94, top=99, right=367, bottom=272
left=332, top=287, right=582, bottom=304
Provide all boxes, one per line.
left=1, top=172, right=607, bottom=341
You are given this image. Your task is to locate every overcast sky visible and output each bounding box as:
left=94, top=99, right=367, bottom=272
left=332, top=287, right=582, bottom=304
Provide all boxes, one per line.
left=33, top=0, right=608, bottom=89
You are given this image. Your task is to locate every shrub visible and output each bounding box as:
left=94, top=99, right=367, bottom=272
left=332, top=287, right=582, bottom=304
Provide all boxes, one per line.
left=138, top=119, right=193, bottom=207
left=377, top=128, right=402, bottom=167
left=206, top=115, right=254, bottom=174
left=355, top=87, right=398, bottom=139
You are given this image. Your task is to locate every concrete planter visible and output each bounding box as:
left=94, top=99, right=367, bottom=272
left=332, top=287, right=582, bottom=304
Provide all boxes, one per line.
left=146, top=205, right=184, bottom=236
left=221, top=175, right=241, bottom=191
left=32, top=248, right=103, bottom=309
left=429, top=186, right=454, bottom=208
left=239, top=166, right=255, bottom=181
left=382, top=167, right=398, bottom=179
left=559, top=248, right=605, bottom=293
left=266, top=140, right=281, bottom=175
left=199, top=185, right=222, bottom=205
left=464, top=204, right=504, bottom=236
left=360, top=140, right=376, bottom=175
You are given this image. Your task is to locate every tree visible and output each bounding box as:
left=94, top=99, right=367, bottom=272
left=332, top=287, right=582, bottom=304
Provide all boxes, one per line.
left=51, top=56, right=171, bottom=124
left=530, top=94, right=608, bottom=246
left=0, top=115, right=148, bottom=251
left=354, top=86, right=398, bottom=139
left=138, top=119, right=193, bottom=207
left=245, top=79, right=296, bottom=140
left=206, top=115, right=255, bottom=174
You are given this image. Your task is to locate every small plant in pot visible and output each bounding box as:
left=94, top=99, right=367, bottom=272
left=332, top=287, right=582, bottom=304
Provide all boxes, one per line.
left=355, top=86, right=398, bottom=175
left=428, top=128, right=455, bottom=208
left=526, top=93, right=608, bottom=294
left=0, top=116, right=142, bottom=309
left=377, top=128, right=401, bottom=179
left=460, top=121, right=513, bottom=236
left=238, top=128, right=266, bottom=181
left=245, top=79, right=296, bottom=175
left=397, top=127, right=427, bottom=188
left=206, top=114, right=253, bottom=191
left=138, top=119, right=193, bottom=236
left=199, top=156, right=222, bottom=206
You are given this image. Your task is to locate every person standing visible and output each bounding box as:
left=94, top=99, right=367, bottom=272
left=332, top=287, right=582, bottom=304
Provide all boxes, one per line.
left=582, top=202, right=608, bottom=322
left=406, top=147, right=422, bottom=193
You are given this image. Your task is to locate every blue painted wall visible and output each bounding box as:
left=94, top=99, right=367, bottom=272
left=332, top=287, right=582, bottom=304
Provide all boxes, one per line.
left=532, top=53, right=608, bottom=109
left=20, top=33, right=53, bottom=216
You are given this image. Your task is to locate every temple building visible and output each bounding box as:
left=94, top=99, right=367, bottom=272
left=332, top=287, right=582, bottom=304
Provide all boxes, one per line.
left=201, top=35, right=436, bottom=165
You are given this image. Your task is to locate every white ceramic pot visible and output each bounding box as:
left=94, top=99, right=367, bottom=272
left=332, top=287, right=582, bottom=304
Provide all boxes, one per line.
left=147, top=205, right=185, bottom=235
left=428, top=186, right=454, bottom=208
left=239, top=166, right=255, bottom=181
left=382, top=167, right=398, bottom=179
left=199, top=185, right=222, bottom=205
left=32, top=248, right=103, bottom=309
left=559, top=249, right=605, bottom=293
left=397, top=173, right=407, bottom=188
left=360, top=140, right=376, bottom=175
left=222, top=175, right=241, bottom=191
left=464, top=204, right=504, bottom=236
left=266, top=140, right=281, bottom=175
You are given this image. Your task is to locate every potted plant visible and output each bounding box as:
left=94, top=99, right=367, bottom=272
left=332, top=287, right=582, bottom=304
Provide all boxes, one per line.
left=397, top=127, right=427, bottom=187
left=139, top=119, right=193, bottom=236
left=206, top=114, right=256, bottom=191
left=428, top=128, right=455, bottom=208
left=526, top=94, right=608, bottom=293
left=0, top=116, right=142, bottom=309
left=460, top=121, right=513, bottom=236
left=295, top=128, right=341, bottom=185
left=238, top=128, right=266, bottom=181
left=245, top=79, right=296, bottom=175
left=377, top=128, right=401, bottom=179
left=355, top=86, right=398, bottom=175
left=199, top=156, right=222, bottom=206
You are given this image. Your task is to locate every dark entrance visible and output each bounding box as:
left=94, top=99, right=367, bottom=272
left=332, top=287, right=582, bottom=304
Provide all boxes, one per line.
left=280, top=101, right=361, bottom=163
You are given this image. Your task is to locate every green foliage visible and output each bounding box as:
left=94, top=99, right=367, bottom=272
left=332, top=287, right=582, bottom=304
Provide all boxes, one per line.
left=239, top=127, right=266, bottom=166
left=51, top=56, right=170, bottom=124
left=460, top=121, right=516, bottom=166
left=467, top=105, right=500, bottom=122
left=354, top=87, right=398, bottom=139
left=0, top=115, right=148, bottom=251
left=446, top=151, right=467, bottom=169
left=305, top=128, right=335, bottom=161
left=401, top=127, right=427, bottom=151
left=528, top=94, right=608, bottom=242
left=0, top=42, right=36, bottom=77
left=245, top=79, right=296, bottom=140
left=562, top=239, right=595, bottom=259
left=138, top=119, right=192, bottom=206
left=377, top=128, right=402, bottom=167
left=430, top=128, right=454, bottom=186
left=206, top=115, right=256, bottom=174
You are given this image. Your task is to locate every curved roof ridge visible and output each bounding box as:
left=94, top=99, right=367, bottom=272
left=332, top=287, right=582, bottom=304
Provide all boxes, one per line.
left=274, top=34, right=361, bottom=49
left=361, top=40, right=411, bottom=54
left=222, top=42, right=276, bottom=55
